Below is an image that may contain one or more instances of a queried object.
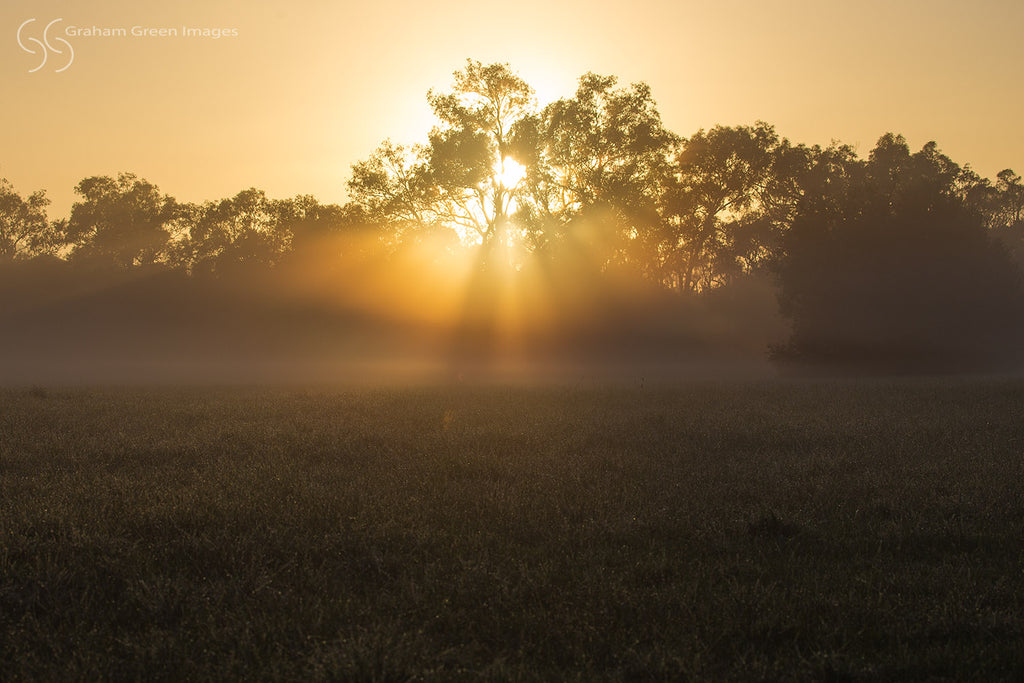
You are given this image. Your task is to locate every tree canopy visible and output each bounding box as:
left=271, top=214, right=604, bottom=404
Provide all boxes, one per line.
left=773, top=134, right=1024, bottom=370
left=0, top=178, right=56, bottom=260
left=3, top=60, right=1024, bottom=373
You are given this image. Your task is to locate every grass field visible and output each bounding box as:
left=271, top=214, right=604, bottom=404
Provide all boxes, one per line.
left=2, top=379, right=1023, bottom=680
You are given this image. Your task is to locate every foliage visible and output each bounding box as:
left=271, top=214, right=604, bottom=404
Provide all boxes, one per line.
left=176, top=188, right=290, bottom=275
left=774, top=134, right=1024, bottom=370
left=349, top=60, right=536, bottom=252
left=5, top=61, right=1024, bottom=372
left=64, top=173, right=178, bottom=268
left=516, top=73, right=677, bottom=272
left=168, top=192, right=360, bottom=275
left=349, top=63, right=682, bottom=272
left=347, top=139, right=439, bottom=244
left=658, top=123, right=794, bottom=291
left=0, top=178, right=59, bottom=260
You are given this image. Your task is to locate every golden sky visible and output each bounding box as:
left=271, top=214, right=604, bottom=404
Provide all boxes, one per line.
left=3, top=0, right=1023, bottom=217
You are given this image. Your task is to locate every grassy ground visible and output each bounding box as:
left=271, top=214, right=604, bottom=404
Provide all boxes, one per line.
left=1, top=379, right=1023, bottom=680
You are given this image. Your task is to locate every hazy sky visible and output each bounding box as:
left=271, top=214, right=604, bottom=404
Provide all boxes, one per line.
left=3, top=0, right=1023, bottom=218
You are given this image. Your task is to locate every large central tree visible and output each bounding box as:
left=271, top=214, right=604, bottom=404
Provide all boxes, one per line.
left=349, top=60, right=535, bottom=250
left=428, top=60, right=534, bottom=244
left=348, top=62, right=683, bottom=268
left=346, top=62, right=792, bottom=289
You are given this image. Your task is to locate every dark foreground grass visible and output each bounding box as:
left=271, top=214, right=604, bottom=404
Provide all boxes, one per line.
left=1, top=379, right=1023, bottom=681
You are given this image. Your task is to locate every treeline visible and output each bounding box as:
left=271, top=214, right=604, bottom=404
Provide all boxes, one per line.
left=2, top=60, right=1024, bottom=375
left=0, top=178, right=359, bottom=273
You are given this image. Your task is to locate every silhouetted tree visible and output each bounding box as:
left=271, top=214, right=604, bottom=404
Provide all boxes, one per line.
left=515, top=73, right=677, bottom=269
left=349, top=60, right=535, bottom=258
left=350, top=63, right=685, bottom=277
left=970, top=169, right=1024, bottom=267
left=347, top=140, right=437, bottom=247
left=178, top=188, right=291, bottom=275
left=657, top=123, right=804, bottom=291
left=7, top=60, right=1024, bottom=378
left=774, top=135, right=1024, bottom=372
left=64, top=173, right=177, bottom=268
left=994, top=169, right=1024, bottom=227
left=276, top=195, right=350, bottom=251
left=0, top=178, right=58, bottom=260
left=428, top=60, right=534, bottom=248
left=991, top=180, right=1024, bottom=270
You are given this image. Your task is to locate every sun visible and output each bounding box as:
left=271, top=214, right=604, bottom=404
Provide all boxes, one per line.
left=497, top=157, right=527, bottom=189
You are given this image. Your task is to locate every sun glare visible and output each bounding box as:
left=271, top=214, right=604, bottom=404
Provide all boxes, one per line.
left=497, top=158, right=527, bottom=189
